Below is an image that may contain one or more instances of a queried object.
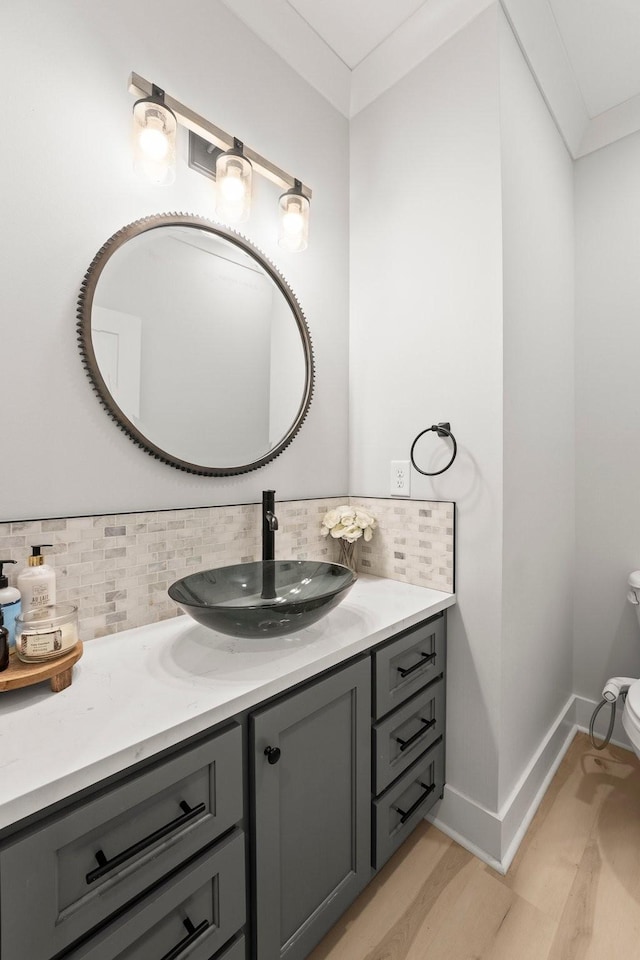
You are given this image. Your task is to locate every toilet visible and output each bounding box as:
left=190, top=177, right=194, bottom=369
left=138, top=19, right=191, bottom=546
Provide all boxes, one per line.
left=620, top=571, right=640, bottom=756
left=623, top=683, right=640, bottom=756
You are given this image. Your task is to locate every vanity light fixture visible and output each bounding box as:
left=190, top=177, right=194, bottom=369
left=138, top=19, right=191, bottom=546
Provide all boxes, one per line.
left=128, top=72, right=312, bottom=250
left=131, top=84, right=177, bottom=185
left=278, top=180, right=310, bottom=252
left=215, top=138, right=253, bottom=224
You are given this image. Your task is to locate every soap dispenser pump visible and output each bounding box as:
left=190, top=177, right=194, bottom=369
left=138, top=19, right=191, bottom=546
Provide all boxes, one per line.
left=0, top=560, right=21, bottom=650
left=17, top=545, right=56, bottom=613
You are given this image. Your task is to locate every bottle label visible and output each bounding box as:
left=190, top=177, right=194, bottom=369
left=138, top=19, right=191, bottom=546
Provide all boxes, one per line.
left=30, top=583, right=52, bottom=607
left=1, top=599, right=21, bottom=650
left=18, top=629, right=63, bottom=659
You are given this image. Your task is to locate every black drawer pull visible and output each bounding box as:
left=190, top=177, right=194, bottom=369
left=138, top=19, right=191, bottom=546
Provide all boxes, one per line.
left=264, top=745, right=281, bottom=764
left=159, top=916, right=210, bottom=960
left=395, top=781, right=436, bottom=824
left=86, top=800, right=207, bottom=884
left=397, top=652, right=436, bottom=678
left=395, top=717, right=437, bottom=752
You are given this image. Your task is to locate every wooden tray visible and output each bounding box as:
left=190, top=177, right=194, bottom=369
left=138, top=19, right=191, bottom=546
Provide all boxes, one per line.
left=0, top=643, right=83, bottom=693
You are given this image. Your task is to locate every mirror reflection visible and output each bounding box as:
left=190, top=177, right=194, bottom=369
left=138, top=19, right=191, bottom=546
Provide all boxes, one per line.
left=78, top=216, right=314, bottom=475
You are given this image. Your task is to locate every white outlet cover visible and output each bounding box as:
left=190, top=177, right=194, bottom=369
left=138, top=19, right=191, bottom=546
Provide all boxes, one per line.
left=390, top=460, right=411, bottom=497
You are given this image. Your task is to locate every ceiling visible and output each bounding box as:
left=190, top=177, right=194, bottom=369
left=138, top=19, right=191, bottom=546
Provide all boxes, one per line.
left=221, top=0, right=640, bottom=158
left=285, top=0, right=429, bottom=70
left=548, top=0, right=640, bottom=117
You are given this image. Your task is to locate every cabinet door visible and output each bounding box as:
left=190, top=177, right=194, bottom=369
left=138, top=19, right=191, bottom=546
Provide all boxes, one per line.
left=251, top=658, right=371, bottom=960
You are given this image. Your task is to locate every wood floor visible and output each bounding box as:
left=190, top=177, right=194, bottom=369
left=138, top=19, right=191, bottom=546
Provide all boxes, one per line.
left=308, top=733, right=640, bottom=960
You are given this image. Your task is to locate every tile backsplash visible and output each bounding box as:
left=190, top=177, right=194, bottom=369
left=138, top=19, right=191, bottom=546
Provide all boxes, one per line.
left=0, top=497, right=454, bottom=641
left=354, top=497, right=454, bottom=593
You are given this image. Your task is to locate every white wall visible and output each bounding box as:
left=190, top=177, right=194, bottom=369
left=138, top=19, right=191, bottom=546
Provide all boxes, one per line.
left=498, top=13, right=575, bottom=805
left=350, top=6, right=505, bottom=811
left=351, top=6, right=578, bottom=823
left=574, top=131, right=640, bottom=698
left=0, top=0, right=349, bottom=521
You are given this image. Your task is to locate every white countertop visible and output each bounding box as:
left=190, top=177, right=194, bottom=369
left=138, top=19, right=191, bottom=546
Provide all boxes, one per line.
left=0, top=575, right=455, bottom=833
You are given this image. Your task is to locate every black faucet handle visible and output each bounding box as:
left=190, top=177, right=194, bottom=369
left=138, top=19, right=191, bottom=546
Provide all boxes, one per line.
left=266, top=511, right=279, bottom=531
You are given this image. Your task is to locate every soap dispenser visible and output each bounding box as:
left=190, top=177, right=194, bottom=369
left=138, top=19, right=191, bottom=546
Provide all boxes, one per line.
left=17, top=545, right=56, bottom=613
left=0, top=609, right=8, bottom=672
left=0, top=560, right=21, bottom=649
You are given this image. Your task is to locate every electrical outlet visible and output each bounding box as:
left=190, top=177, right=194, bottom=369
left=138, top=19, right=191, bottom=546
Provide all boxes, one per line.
left=390, top=460, right=411, bottom=497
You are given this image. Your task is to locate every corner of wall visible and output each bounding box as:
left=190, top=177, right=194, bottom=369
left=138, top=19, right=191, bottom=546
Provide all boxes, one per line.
left=429, top=695, right=577, bottom=870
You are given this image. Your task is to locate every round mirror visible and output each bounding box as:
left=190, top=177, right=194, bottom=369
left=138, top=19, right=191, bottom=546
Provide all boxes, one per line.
left=77, top=214, right=314, bottom=475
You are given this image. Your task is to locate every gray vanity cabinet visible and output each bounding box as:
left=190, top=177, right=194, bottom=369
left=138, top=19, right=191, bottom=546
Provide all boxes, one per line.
left=251, top=657, right=371, bottom=960
left=0, top=609, right=447, bottom=960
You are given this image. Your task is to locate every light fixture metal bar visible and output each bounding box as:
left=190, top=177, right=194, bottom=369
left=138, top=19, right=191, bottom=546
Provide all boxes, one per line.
left=129, top=72, right=312, bottom=200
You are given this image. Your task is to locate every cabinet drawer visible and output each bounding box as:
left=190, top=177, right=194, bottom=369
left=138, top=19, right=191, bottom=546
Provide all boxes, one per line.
left=0, top=723, right=242, bottom=960
left=217, top=934, right=247, bottom=960
left=372, top=739, right=444, bottom=870
left=373, top=678, right=444, bottom=795
left=66, top=829, right=246, bottom=960
left=373, top=615, right=444, bottom=719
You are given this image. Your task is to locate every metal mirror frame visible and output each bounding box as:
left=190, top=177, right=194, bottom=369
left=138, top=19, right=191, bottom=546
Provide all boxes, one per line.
left=77, top=213, right=315, bottom=476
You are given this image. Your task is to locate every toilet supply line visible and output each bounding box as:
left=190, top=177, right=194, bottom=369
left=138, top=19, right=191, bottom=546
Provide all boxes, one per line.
left=590, top=676, right=636, bottom=750
left=590, top=572, right=640, bottom=751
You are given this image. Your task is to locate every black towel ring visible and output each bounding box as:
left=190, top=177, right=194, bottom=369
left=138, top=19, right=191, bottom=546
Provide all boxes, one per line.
left=410, top=422, right=458, bottom=477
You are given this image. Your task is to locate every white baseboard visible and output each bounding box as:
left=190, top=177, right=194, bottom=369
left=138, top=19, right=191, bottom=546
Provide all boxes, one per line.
left=427, top=797, right=504, bottom=873
left=427, top=785, right=503, bottom=869
left=426, top=695, right=603, bottom=873
left=498, top=717, right=576, bottom=872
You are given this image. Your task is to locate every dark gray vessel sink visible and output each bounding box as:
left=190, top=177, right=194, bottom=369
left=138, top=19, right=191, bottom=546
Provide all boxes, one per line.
left=168, top=560, right=356, bottom=639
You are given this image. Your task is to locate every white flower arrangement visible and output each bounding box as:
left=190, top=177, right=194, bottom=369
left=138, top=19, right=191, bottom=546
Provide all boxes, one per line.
left=321, top=505, right=377, bottom=543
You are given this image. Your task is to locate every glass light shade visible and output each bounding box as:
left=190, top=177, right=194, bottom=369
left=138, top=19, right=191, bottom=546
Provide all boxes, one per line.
left=132, top=99, right=177, bottom=185
left=215, top=149, right=252, bottom=223
left=278, top=188, right=310, bottom=252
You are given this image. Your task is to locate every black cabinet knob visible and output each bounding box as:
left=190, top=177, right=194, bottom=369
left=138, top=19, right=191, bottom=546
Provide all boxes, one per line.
left=264, top=746, right=281, bottom=765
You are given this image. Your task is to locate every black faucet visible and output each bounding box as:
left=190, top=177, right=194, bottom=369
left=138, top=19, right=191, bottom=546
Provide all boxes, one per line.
left=262, top=490, right=278, bottom=562
left=261, top=491, right=278, bottom=600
